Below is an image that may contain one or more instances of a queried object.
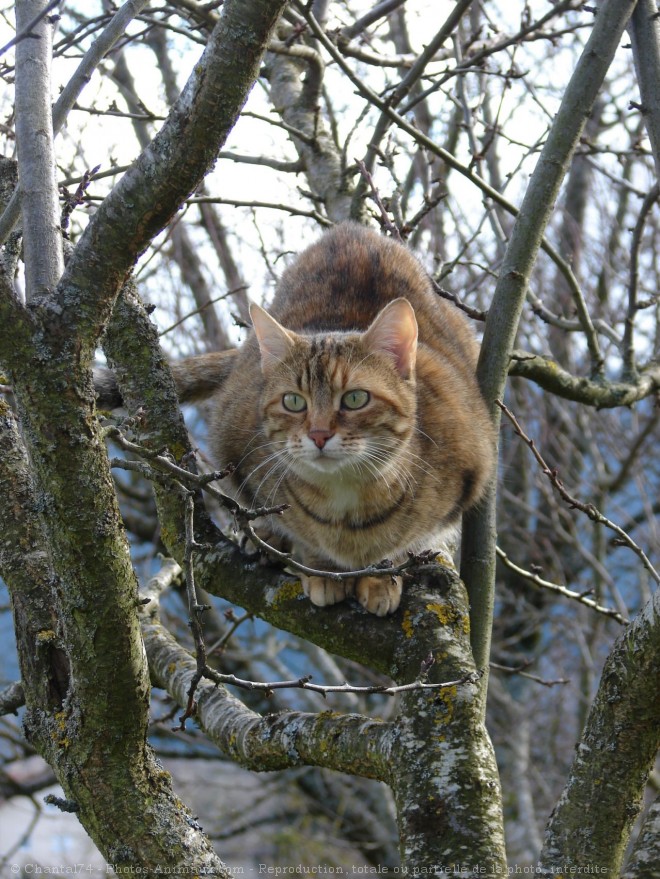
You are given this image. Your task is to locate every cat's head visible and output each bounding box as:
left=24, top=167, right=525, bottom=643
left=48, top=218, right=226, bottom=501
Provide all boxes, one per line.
left=250, top=299, right=418, bottom=481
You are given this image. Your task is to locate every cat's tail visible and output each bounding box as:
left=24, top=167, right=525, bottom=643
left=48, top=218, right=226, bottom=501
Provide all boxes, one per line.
left=94, top=349, right=238, bottom=409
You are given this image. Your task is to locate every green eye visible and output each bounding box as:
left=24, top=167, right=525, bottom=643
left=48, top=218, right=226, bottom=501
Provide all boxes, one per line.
left=282, top=392, right=307, bottom=412
left=341, top=389, right=370, bottom=410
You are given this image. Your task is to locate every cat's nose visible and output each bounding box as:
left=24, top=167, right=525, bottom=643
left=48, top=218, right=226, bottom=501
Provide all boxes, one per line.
left=308, top=428, right=334, bottom=449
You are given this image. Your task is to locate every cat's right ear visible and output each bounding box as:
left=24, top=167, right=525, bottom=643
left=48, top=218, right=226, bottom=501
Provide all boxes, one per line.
left=250, top=303, right=295, bottom=372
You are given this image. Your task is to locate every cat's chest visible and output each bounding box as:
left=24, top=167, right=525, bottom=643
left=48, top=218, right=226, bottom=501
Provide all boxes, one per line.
left=323, top=481, right=361, bottom=516
left=285, top=474, right=373, bottom=523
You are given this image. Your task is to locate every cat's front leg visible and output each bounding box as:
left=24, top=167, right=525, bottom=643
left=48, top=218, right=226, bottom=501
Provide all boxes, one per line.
left=301, top=574, right=355, bottom=608
left=355, top=575, right=402, bottom=617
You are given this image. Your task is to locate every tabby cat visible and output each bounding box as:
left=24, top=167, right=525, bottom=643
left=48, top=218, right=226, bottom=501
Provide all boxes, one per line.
left=101, top=223, right=496, bottom=615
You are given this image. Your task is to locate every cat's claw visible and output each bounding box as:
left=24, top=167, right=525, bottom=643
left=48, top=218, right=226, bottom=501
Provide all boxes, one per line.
left=355, top=575, right=402, bottom=617
left=302, top=575, right=352, bottom=608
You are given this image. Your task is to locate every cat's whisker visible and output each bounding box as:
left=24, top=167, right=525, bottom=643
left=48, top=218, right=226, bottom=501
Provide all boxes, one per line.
left=414, top=425, right=440, bottom=448
left=367, top=455, right=417, bottom=497
left=366, top=440, right=440, bottom=484
left=237, top=448, right=289, bottom=500
left=245, top=448, right=289, bottom=484
left=265, top=458, right=297, bottom=507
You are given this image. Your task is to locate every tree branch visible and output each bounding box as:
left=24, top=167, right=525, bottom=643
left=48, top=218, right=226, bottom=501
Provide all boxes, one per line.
left=498, top=399, right=659, bottom=586
left=144, top=611, right=396, bottom=779
left=509, top=350, right=660, bottom=406
left=539, top=584, right=660, bottom=873
left=495, top=547, right=629, bottom=625
left=629, top=0, right=660, bottom=177
left=621, top=795, right=660, bottom=878
left=14, top=0, right=63, bottom=298
left=300, top=4, right=596, bottom=352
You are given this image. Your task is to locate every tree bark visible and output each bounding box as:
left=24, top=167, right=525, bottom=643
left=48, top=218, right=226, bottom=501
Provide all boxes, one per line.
left=539, top=585, right=660, bottom=872
left=14, top=0, right=63, bottom=297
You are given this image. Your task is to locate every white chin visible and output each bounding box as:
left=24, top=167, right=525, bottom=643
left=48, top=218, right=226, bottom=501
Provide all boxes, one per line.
left=298, top=454, right=347, bottom=474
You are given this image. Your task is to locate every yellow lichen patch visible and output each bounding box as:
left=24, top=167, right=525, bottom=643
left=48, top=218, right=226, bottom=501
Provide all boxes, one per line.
left=36, top=629, right=57, bottom=643
left=272, top=579, right=303, bottom=607
left=435, top=684, right=458, bottom=726
left=401, top=609, right=415, bottom=638
left=426, top=602, right=459, bottom=627
left=170, top=442, right=188, bottom=463
left=52, top=710, right=71, bottom=750
left=434, top=551, right=456, bottom=570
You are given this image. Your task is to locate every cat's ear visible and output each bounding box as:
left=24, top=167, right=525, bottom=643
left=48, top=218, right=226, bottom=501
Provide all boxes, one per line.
left=363, top=298, right=418, bottom=379
left=250, top=303, right=295, bottom=371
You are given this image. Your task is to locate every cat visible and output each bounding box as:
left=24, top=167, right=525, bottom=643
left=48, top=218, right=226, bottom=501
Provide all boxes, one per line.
left=98, top=223, right=496, bottom=616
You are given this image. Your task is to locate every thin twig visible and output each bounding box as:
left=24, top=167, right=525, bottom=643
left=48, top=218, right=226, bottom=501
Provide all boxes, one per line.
left=498, top=400, right=659, bottom=586
left=300, top=5, right=596, bottom=335
left=496, top=546, right=629, bottom=625
left=158, top=285, right=249, bottom=337
left=174, top=490, right=211, bottom=731
left=490, top=662, right=569, bottom=688
left=623, top=182, right=659, bottom=379
left=207, top=610, right=254, bottom=655
left=431, top=279, right=487, bottom=322
left=355, top=159, right=402, bottom=239
left=0, top=0, right=61, bottom=56
left=186, top=195, right=331, bottom=225
left=201, top=666, right=481, bottom=698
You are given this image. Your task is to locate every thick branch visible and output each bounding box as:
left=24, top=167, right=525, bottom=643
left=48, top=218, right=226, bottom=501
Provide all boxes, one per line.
left=509, top=351, right=660, bottom=407
left=622, top=796, right=660, bottom=878
left=629, top=0, right=660, bottom=177
left=143, top=614, right=395, bottom=780
left=0, top=400, right=61, bottom=719
left=539, top=585, right=660, bottom=873
left=266, top=33, right=355, bottom=223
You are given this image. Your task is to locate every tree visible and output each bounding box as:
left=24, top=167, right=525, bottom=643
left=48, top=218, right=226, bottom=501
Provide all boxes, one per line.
left=0, top=0, right=659, bottom=873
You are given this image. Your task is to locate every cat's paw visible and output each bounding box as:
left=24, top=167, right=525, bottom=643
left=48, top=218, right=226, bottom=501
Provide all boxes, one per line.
left=355, top=575, right=402, bottom=616
left=302, top=575, right=352, bottom=608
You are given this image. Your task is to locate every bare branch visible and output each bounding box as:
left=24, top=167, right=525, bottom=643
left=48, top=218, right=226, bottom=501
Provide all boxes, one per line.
left=509, top=351, right=660, bottom=407
left=622, top=795, right=660, bottom=878
left=301, top=4, right=594, bottom=314
left=14, top=0, right=63, bottom=298
left=540, top=585, right=660, bottom=872
left=187, top=195, right=331, bottom=224
left=0, top=0, right=61, bottom=56
left=143, top=613, right=397, bottom=779
left=0, top=681, right=24, bottom=715
left=623, top=182, right=659, bottom=377
left=461, top=0, right=640, bottom=691
left=341, top=0, right=407, bottom=40
left=629, top=0, right=660, bottom=177
left=498, top=400, right=659, bottom=586
left=495, top=547, right=629, bottom=625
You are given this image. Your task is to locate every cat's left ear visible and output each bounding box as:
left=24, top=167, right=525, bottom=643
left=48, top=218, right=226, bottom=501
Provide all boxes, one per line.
left=250, top=303, right=296, bottom=372
left=363, top=298, right=418, bottom=379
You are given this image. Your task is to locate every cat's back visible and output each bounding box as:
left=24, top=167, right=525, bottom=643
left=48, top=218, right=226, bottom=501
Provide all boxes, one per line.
left=269, top=223, right=478, bottom=369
